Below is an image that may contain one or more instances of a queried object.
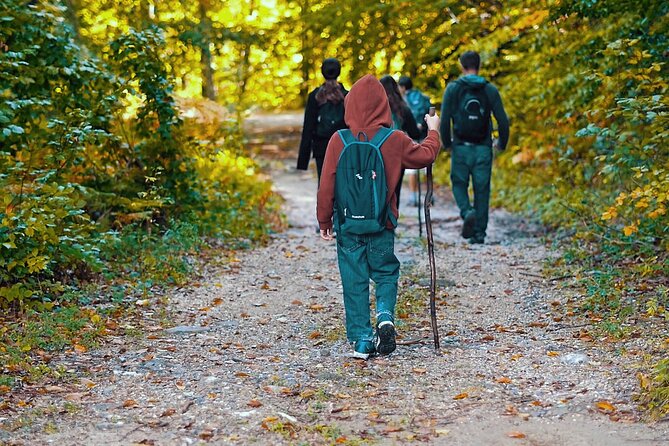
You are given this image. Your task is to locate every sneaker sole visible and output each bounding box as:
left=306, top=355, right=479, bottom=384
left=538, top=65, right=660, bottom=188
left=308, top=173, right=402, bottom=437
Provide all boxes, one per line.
left=462, top=212, right=476, bottom=239
left=376, top=324, right=396, bottom=355
left=351, top=351, right=370, bottom=360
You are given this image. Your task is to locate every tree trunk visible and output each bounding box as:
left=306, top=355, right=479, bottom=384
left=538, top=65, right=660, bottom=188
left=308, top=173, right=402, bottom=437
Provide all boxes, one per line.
left=198, top=0, right=217, bottom=100
left=63, top=0, right=83, bottom=45
left=299, top=0, right=312, bottom=106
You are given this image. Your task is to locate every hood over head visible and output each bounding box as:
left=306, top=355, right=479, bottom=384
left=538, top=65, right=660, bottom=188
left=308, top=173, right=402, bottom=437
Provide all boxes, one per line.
left=344, top=74, right=392, bottom=130
left=459, top=74, right=487, bottom=89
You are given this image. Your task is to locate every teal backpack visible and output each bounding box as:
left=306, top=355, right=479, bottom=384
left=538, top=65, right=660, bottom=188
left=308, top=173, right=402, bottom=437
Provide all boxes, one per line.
left=334, top=128, right=397, bottom=235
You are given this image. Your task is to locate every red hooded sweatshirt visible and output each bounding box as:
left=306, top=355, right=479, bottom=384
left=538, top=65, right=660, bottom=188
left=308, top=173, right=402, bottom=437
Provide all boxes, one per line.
left=317, top=74, right=441, bottom=231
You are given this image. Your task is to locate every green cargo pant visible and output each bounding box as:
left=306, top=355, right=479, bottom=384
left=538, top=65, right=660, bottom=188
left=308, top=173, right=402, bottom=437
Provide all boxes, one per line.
left=450, top=143, right=493, bottom=240
left=336, top=229, right=400, bottom=343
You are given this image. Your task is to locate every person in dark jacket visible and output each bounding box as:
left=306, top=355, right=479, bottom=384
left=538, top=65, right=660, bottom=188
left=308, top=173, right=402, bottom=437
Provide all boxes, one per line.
left=317, top=74, right=441, bottom=359
left=398, top=75, right=433, bottom=207
left=379, top=75, right=420, bottom=207
left=297, top=58, right=348, bottom=183
left=440, top=51, right=510, bottom=244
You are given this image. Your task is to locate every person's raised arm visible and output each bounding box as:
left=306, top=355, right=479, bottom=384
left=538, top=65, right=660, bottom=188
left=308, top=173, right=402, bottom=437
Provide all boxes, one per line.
left=401, top=112, right=441, bottom=169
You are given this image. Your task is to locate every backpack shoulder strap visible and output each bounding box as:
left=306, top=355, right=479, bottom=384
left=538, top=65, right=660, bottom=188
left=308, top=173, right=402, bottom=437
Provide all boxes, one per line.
left=369, top=127, right=394, bottom=149
left=337, top=129, right=355, bottom=146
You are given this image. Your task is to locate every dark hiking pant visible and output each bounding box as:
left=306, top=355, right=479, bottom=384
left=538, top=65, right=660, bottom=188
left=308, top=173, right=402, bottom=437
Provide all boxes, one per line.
left=450, top=144, right=493, bottom=240
left=336, top=229, right=400, bottom=343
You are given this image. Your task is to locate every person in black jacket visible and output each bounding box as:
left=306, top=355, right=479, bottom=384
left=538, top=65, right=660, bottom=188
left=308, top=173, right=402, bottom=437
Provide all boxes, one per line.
left=379, top=75, right=420, bottom=207
left=297, top=58, right=348, bottom=183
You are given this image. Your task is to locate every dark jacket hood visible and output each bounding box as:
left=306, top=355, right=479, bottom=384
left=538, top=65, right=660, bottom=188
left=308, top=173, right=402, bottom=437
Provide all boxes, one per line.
left=459, top=74, right=487, bottom=89
left=344, top=74, right=392, bottom=130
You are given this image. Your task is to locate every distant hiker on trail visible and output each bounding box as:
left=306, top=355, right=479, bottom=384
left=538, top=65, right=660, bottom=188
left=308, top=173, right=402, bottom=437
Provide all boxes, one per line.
left=379, top=75, right=420, bottom=207
left=297, top=58, right=348, bottom=183
left=317, top=74, right=441, bottom=359
left=398, top=75, right=432, bottom=207
left=440, top=50, right=509, bottom=244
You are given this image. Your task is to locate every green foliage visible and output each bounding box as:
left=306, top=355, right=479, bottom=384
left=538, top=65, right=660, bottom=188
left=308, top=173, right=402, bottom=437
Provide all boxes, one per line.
left=638, top=358, right=669, bottom=420
left=0, top=2, right=280, bottom=311
left=0, top=306, right=105, bottom=385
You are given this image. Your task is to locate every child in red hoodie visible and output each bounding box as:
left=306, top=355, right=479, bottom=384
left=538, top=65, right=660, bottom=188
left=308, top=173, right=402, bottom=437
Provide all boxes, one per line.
left=317, top=74, right=441, bottom=359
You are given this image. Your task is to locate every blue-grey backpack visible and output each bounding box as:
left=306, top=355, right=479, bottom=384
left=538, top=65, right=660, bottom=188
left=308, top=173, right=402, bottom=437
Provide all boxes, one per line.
left=334, top=128, right=397, bottom=234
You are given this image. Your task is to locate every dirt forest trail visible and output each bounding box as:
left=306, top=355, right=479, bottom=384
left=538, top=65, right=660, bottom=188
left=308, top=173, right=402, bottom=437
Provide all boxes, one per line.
left=4, top=113, right=669, bottom=445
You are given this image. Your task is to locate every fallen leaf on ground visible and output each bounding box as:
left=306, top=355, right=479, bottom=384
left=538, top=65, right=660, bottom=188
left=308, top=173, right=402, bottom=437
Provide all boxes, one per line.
left=248, top=399, right=262, bottom=408
left=595, top=401, right=616, bottom=413
left=300, top=390, right=315, bottom=399
left=413, top=368, right=427, bottom=374
left=453, top=392, right=469, bottom=400
left=175, top=380, right=185, bottom=390
left=495, top=377, right=512, bottom=384
left=503, top=405, right=518, bottom=415
left=331, top=404, right=350, bottom=413
left=507, top=431, right=526, bottom=438
left=161, top=408, right=176, bottom=417
left=65, top=392, right=86, bottom=402
left=123, top=399, right=138, bottom=408
left=529, top=321, right=548, bottom=327
left=199, top=430, right=214, bottom=441
left=547, top=351, right=560, bottom=356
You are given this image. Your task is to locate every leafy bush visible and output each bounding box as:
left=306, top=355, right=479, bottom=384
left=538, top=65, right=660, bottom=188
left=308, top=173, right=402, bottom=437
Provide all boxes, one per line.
left=0, top=2, right=280, bottom=311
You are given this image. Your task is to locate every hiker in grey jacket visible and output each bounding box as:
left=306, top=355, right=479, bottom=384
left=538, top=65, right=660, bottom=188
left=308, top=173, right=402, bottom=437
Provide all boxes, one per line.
left=440, top=50, right=510, bottom=244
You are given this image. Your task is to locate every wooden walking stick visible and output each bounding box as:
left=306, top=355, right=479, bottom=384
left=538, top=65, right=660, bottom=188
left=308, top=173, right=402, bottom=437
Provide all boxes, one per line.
left=417, top=169, right=423, bottom=238
left=425, top=107, right=440, bottom=350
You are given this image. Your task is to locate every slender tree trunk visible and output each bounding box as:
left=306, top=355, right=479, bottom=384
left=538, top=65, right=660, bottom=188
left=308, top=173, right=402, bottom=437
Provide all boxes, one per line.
left=63, top=0, right=83, bottom=45
left=235, top=0, right=255, bottom=118
left=198, top=0, right=217, bottom=100
left=299, top=0, right=312, bottom=106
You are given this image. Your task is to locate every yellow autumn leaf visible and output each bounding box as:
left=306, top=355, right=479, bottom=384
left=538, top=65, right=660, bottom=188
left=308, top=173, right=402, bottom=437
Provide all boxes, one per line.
left=595, top=401, right=616, bottom=413
left=453, top=392, right=468, bottom=400
left=601, top=208, right=617, bottom=220
left=623, top=224, right=638, bottom=236
left=507, top=431, right=526, bottom=439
